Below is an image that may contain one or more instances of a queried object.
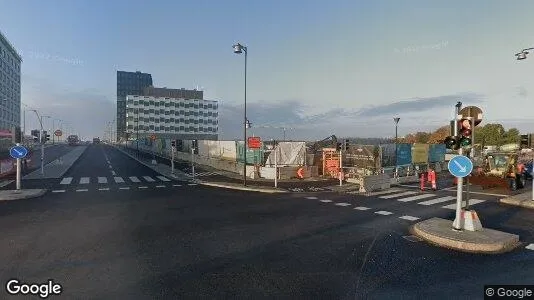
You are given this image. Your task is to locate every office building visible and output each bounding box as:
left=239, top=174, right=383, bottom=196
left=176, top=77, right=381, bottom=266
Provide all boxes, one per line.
left=125, top=95, right=218, bottom=140
left=116, top=71, right=153, bottom=141
left=0, top=30, right=22, bottom=132
left=143, top=86, right=203, bottom=100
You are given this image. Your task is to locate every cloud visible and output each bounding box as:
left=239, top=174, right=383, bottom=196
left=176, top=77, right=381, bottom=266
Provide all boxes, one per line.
left=517, top=86, right=528, bottom=98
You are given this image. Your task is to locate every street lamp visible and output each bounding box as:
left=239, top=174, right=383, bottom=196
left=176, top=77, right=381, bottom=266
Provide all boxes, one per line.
left=29, top=109, right=46, bottom=175
left=393, top=117, right=400, bottom=177
left=515, top=48, right=534, bottom=60
left=233, top=42, right=248, bottom=186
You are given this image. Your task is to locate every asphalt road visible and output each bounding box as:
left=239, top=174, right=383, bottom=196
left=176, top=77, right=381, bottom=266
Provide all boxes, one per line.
left=1, top=144, right=533, bottom=299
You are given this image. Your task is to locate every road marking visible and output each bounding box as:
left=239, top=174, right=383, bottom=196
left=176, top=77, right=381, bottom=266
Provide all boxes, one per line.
left=155, top=185, right=165, bottom=188
left=79, top=177, right=90, bottom=184
left=76, top=189, right=88, bottom=192
left=305, top=196, right=318, bottom=200
left=399, top=215, right=420, bottom=221
left=375, top=211, right=393, bottom=215
left=319, top=199, right=333, bottom=203
left=97, top=177, right=108, bottom=184
left=442, top=186, right=508, bottom=197
left=335, top=202, right=351, bottom=207
left=114, top=177, right=125, bottom=183
left=138, top=186, right=148, bottom=189
left=188, top=183, right=198, bottom=186
left=98, top=188, right=110, bottom=191
left=379, top=191, right=419, bottom=199
left=157, top=176, right=171, bottom=182
left=119, top=187, right=130, bottom=190
left=354, top=206, right=371, bottom=210
left=364, top=188, right=404, bottom=196
left=418, top=196, right=456, bottom=206
left=60, top=177, right=73, bottom=185
left=129, top=176, right=141, bottom=183
left=52, top=190, right=65, bottom=193
left=143, top=176, right=155, bottom=182
left=396, top=184, right=419, bottom=188
left=108, top=165, right=112, bottom=169
left=526, top=244, right=534, bottom=251
left=111, top=171, right=116, bottom=176
left=442, top=199, right=485, bottom=210
left=172, top=184, right=182, bottom=187
left=398, top=193, right=436, bottom=202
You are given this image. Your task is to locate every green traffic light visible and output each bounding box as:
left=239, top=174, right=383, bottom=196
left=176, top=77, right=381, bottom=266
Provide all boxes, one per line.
left=460, top=137, right=471, bottom=147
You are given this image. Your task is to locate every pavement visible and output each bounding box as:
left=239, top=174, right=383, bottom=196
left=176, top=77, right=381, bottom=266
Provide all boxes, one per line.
left=1, top=143, right=534, bottom=298
left=22, top=145, right=87, bottom=180
left=500, top=190, right=534, bottom=209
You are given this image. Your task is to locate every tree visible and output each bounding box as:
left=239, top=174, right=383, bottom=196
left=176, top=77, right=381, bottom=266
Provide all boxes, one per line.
left=474, top=123, right=505, bottom=146
left=428, top=125, right=450, bottom=143
left=504, top=128, right=520, bottom=144
left=414, top=132, right=431, bottom=143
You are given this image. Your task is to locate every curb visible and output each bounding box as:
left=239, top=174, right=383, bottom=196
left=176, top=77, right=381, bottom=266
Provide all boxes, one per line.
left=197, top=181, right=288, bottom=193
left=55, top=146, right=89, bottom=179
left=410, top=220, right=521, bottom=254
left=0, top=189, right=48, bottom=201
left=22, top=146, right=89, bottom=180
left=500, top=197, right=534, bottom=209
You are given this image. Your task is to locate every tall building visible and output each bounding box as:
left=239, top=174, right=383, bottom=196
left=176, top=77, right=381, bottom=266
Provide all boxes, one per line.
left=125, top=95, right=218, bottom=140
left=143, top=86, right=203, bottom=100
left=0, top=30, right=22, bottom=132
left=116, top=71, right=153, bottom=141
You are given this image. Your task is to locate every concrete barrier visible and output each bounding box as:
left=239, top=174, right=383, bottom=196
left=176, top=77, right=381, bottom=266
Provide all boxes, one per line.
left=359, top=174, right=391, bottom=193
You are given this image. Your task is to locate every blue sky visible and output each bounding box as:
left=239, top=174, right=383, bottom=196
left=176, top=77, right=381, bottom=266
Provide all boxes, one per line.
left=2, top=0, right=534, bottom=140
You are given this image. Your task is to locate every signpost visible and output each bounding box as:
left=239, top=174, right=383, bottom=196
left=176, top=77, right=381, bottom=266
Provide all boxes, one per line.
left=10, top=144, right=28, bottom=190
left=247, top=137, right=261, bottom=149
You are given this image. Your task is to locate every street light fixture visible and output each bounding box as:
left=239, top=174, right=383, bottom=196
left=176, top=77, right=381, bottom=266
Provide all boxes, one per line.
left=233, top=42, right=248, bottom=186
left=515, top=48, right=534, bottom=60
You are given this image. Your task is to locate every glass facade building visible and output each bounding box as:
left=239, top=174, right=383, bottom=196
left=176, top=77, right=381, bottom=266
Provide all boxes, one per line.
left=0, top=30, right=21, bottom=132
left=116, top=71, right=153, bottom=141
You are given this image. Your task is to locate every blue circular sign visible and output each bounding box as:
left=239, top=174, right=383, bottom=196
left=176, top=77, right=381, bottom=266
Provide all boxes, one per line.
left=447, top=155, right=473, bottom=178
left=9, top=145, right=28, bottom=159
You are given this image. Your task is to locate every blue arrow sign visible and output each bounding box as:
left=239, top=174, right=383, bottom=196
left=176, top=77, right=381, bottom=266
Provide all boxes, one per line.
left=9, top=145, right=28, bottom=159
left=448, top=155, right=473, bottom=178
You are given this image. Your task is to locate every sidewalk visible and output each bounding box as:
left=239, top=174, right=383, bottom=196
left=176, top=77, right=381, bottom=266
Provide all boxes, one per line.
left=0, top=189, right=47, bottom=201
left=411, top=217, right=521, bottom=254
left=500, top=191, right=534, bottom=209
left=23, top=146, right=88, bottom=180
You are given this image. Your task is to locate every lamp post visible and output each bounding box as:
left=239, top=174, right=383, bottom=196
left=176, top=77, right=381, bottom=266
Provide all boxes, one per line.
left=394, top=117, right=400, bottom=177
left=515, top=46, right=534, bottom=201
left=233, top=42, right=248, bottom=186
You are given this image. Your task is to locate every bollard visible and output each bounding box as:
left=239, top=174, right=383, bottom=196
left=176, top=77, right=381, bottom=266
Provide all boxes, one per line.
left=420, top=173, right=426, bottom=191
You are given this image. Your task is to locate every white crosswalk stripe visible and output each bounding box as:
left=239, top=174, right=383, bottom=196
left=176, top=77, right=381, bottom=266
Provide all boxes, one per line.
left=399, top=216, right=419, bottom=221
left=79, top=177, right=90, bottom=184
left=442, top=199, right=485, bottom=210
left=365, top=188, right=404, bottom=196
left=98, top=177, right=108, bottom=184
left=418, top=196, right=455, bottom=206
left=143, top=176, right=155, bottom=182
left=156, top=176, right=171, bottom=182
left=335, top=202, right=351, bottom=207
left=375, top=211, right=393, bottom=215
left=397, top=193, right=436, bottom=202
left=60, top=177, right=73, bottom=185
left=380, top=191, right=419, bottom=199
left=114, top=177, right=125, bottom=183
left=129, top=176, right=141, bottom=183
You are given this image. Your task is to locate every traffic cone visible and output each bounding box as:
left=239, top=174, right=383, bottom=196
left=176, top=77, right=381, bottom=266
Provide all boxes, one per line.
left=420, top=173, right=426, bottom=191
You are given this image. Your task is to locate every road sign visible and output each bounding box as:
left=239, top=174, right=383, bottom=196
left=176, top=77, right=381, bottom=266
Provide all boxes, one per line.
left=459, top=106, right=483, bottom=126
left=54, top=130, right=62, bottom=137
left=247, top=137, right=261, bottom=149
left=448, top=155, right=473, bottom=178
left=9, top=145, right=28, bottom=159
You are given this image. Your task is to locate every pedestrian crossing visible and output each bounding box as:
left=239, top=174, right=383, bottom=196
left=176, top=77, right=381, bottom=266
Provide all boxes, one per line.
left=364, top=189, right=487, bottom=210
left=186, top=171, right=220, bottom=177
left=59, top=175, right=172, bottom=185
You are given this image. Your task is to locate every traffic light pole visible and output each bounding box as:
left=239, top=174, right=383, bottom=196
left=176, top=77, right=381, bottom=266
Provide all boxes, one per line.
left=171, top=145, right=175, bottom=174
left=15, top=143, right=21, bottom=190
left=452, top=105, right=463, bottom=230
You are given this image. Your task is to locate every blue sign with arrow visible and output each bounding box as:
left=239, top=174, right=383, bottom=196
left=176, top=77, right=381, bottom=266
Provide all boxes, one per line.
left=9, top=145, right=28, bottom=159
left=447, top=155, right=473, bottom=178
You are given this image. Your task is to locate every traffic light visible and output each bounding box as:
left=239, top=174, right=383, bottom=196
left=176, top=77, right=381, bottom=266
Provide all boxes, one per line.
left=457, top=119, right=472, bottom=148
left=336, top=142, right=342, bottom=151
left=444, top=135, right=460, bottom=150
left=344, top=139, right=350, bottom=151
left=12, top=126, right=21, bottom=144
left=520, top=134, right=529, bottom=148
left=45, top=134, right=51, bottom=142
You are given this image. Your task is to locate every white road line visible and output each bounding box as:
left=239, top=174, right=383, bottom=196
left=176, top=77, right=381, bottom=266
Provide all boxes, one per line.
left=111, top=171, right=116, bottom=176
left=155, top=185, right=165, bottom=188
left=76, top=189, right=88, bottom=192
left=143, top=176, right=155, bottom=182
left=52, top=190, right=65, bottom=193
left=60, top=177, right=73, bottom=185
left=398, top=193, right=436, bottom=202
left=525, top=244, right=534, bottom=251
left=442, top=186, right=508, bottom=197
left=97, top=177, right=108, bottom=184
left=319, top=199, right=333, bottom=203
left=108, top=165, right=113, bottom=169
left=114, top=177, right=125, bottom=183
left=138, top=186, right=148, bottom=189
left=305, top=196, right=318, bottom=200
left=79, top=177, right=90, bottom=184
left=375, top=211, right=393, bottom=215
left=188, top=183, right=198, bottom=186
left=156, top=176, right=171, bottom=182
left=172, top=184, right=182, bottom=187
left=379, top=191, right=419, bottom=199
left=98, top=188, right=110, bottom=191
left=365, top=188, right=404, bottom=196
left=129, top=176, right=141, bottom=183
left=354, top=206, right=371, bottom=210
left=399, top=216, right=420, bottom=221
left=119, top=187, right=130, bottom=190
left=442, top=199, right=485, bottom=210
left=335, top=202, right=351, bottom=207
left=418, top=196, right=456, bottom=206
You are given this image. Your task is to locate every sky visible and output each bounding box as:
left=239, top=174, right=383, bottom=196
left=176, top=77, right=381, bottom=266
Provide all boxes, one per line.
left=2, top=0, right=534, bottom=141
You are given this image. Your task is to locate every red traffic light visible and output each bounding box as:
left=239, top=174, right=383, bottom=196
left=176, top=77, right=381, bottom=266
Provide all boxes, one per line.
left=461, top=128, right=472, bottom=137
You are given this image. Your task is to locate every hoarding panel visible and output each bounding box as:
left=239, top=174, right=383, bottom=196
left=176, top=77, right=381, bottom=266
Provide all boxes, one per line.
left=380, top=143, right=396, bottom=167
left=345, top=145, right=380, bottom=169
left=396, top=143, right=412, bottom=166
left=412, top=143, right=429, bottom=164
left=428, top=144, right=446, bottom=162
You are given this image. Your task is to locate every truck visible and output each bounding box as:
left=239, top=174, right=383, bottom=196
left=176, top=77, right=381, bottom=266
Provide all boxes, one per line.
left=93, top=137, right=100, bottom=144
left=67, top=135, right=80, bottom=146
